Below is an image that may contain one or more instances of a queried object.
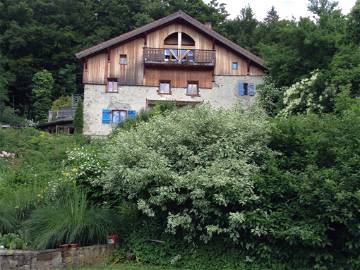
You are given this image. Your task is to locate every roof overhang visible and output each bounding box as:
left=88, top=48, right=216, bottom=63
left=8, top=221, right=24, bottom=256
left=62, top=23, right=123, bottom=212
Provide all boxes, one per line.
left=75, top=11, right=265, bottom=69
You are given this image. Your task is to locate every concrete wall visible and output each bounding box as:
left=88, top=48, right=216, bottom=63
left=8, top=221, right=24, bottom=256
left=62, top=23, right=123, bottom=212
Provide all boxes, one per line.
left=0, top=244, right=114, bottom=270
left=83, top=75, right=264, bottom=136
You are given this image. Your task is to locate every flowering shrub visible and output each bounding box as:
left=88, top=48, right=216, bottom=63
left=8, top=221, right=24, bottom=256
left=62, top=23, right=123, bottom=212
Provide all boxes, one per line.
left=65, top=146, right=106, bottom=184
left=0, top=151, right=15, bottom=158
left=100, top=105, right=271, bottom=242
left=279, top=71, right=335, bottom=116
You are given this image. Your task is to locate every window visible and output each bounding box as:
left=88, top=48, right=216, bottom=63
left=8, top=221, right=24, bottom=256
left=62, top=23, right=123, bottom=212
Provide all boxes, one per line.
left=164, top=32, right=195, bottom=46
left=244, top=83, right=248, bottom=95
left=120, top=54, right=127, bottom=65
left=187, top=81, right=199, bottom=96
left=238, top=81, right=249, bottom=96
left=159, top=81, right=171, bottom=94
left=107, top=78, right=118, bottom=93
left=112, top=110, right=127, bottom=124
left=232, top=62, right=238, bottom=70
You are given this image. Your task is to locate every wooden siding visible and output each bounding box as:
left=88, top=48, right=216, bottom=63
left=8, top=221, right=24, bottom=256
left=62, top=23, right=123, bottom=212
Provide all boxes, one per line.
left=109, top=38, right=144, bottom=85
left=83, top=38, right=144, bottom=85
left=146, top=23, right=213, bottom=50
left=83, top=22, right=265, bottom=86
left=144, top=67, right=213, bottom=88
left=214, top=44, right=265, bottom=76
left=83, top=53, right=107, bottom=84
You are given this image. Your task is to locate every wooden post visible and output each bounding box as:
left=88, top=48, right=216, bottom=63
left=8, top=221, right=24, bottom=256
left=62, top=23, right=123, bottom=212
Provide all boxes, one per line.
left=178, top=32, right=182, bottom=59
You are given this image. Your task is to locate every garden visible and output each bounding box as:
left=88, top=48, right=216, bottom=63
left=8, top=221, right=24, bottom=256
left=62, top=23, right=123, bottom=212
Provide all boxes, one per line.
left=1, top=95, right=360, bottom=269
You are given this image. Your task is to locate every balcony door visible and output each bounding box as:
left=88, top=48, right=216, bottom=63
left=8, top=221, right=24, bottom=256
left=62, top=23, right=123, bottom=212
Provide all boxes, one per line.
left=163, top=32, right=195, bottom=64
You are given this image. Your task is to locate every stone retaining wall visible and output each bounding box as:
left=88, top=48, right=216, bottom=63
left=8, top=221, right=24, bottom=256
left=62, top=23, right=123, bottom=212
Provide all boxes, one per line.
left=0, top=244, right=114, bottom=270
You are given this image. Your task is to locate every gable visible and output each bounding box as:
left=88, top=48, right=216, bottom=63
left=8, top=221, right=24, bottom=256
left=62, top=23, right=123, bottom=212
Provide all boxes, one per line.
left=75, top=11, right=265, bottom=70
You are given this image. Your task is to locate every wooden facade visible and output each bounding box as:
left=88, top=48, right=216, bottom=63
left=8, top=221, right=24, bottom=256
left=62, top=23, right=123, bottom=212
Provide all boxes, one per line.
left=80, top=12, right=265, bottom=88
left=144, top=67, right=213, bottom=88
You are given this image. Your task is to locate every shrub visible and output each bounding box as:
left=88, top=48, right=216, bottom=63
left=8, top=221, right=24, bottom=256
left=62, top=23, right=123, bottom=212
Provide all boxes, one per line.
left=0, top=233, right=27, bottom=250
left=101, top=105, right=271, bottom=242
left=51, top=96, right=72, bottom=111
left=25, top=187, right=118, bottom=249
left=74, top=100, right=83, bottom=134
left=254, top=106, right=360, bottom=267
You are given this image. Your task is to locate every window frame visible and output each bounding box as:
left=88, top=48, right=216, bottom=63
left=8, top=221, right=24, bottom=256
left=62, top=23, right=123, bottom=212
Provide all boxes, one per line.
left=120, top=54, right=127, bottom=65
left=186, top=81, right=199, bottom=96
left=232, top=62, right=239, bottom=70
left=158, top=80, right=171, bottom=95
left=106, top=78, right=118, bottom=93
left=111, top=109, right=127, bottom=124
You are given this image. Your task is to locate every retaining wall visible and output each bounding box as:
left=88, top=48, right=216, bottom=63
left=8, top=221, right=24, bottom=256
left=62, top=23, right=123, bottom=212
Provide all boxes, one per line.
left=0, top=244, right=114, bottom=270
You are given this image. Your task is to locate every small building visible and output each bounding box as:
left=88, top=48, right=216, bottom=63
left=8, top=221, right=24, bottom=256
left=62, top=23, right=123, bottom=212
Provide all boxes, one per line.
left=75, top=11, right=266, bottom=137
left=37, top=95, right=81, bottom=134
left=37, top=107, right=76, bottom=134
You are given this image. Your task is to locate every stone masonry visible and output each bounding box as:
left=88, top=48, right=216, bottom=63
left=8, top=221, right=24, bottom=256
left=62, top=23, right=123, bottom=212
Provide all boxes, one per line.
left=83, top=75, right=264, bottom=136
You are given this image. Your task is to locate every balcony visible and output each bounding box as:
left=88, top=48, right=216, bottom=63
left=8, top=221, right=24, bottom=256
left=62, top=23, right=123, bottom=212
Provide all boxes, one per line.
left=144, top=48, right=216, bottom=67
left=48, top=107, right=76, bottom=122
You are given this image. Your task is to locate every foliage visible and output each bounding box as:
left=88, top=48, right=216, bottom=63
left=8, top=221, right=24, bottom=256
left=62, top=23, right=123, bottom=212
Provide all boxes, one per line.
left=255, top=106, right=360, bottom=268
left=64, top=143, right=108, bottom=204
left=25, top=187, right=118, bottom=249
left=257, top=76, right=285, bottom=116
left=51, top=96, right=72, bottom=111
left=32, top=69, right=54, bottom=121
left=0, top=128, right=86, bottom=234
left=279, top=71, right=332, bottom=116
left=116, top=101, right=177, bottom=132
left=74, top=100, right=84, bottom=134
left=0, top=233, right=27, bottom=250
left=101, top=105, right=270, bottom=242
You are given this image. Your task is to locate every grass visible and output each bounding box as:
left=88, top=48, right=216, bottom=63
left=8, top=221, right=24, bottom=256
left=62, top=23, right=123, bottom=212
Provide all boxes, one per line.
left=80, top=262, right=179, bottom=270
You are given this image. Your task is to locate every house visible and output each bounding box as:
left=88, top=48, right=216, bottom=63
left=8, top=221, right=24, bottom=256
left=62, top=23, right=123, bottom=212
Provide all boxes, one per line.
left=75, top=11, right=266, bottom=136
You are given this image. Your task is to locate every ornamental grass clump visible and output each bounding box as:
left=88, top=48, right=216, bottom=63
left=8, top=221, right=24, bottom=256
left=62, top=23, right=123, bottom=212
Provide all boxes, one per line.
left=101, top=104, right=271, bottom=242
left=25, top=187, right=118, bottom=249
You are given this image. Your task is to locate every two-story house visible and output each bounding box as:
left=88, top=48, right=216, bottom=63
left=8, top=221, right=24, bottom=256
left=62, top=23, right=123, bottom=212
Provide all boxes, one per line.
left=76, top=11, right=266, bottom=136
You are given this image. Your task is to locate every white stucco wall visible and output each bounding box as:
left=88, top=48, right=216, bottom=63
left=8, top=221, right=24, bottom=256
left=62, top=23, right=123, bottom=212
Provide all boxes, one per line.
left=83, top=75, right=264, bottom=136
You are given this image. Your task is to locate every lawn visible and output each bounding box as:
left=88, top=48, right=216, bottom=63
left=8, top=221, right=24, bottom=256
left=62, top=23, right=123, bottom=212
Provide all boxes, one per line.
left=81, top=263, right=179, bottom=270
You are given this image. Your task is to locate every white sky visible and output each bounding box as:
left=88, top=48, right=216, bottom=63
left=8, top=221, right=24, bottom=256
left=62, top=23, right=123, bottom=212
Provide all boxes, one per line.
left=207, top=0, right=357, bottom=20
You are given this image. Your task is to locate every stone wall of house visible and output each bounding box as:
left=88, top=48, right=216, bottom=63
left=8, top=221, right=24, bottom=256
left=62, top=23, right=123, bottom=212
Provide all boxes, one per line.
left=0, top=244, right=114, bottom=270
left=83, top=75, right=264, bottom=136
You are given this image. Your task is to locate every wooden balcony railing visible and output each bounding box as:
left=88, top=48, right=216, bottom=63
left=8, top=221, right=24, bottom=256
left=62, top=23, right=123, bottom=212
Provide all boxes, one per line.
left=48, top=107, right=76, bottom=122
left=144, top=48, right=216, bottom=67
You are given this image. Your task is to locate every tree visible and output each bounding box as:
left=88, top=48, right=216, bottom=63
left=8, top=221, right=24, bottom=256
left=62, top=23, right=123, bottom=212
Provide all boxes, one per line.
left=264, top=6, right=279, bottom=24
left=347, top=0, right=360, bottom=44
left=32, top=70, right=53, bottom=122
left=74, top=100, right=83, bottom=134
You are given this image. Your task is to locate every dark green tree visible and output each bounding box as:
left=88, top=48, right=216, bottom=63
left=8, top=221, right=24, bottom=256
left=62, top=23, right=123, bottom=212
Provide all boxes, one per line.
left=32, top=70, right=54, bottom=122
left=74, top=100, right=83, bottom=134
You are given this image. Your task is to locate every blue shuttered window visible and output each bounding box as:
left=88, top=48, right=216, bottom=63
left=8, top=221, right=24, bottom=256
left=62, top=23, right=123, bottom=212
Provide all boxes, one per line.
left=249, top=83, right=256, bottom=96
left=102, top=109, right=111, bottom=124
left=128, top=110, right=137, bottom=119
left=238, top=81, right=245, bottom=96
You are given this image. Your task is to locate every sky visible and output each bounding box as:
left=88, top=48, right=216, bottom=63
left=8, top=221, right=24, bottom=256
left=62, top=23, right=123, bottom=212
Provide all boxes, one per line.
left=208, top=0, right=357, bottom=20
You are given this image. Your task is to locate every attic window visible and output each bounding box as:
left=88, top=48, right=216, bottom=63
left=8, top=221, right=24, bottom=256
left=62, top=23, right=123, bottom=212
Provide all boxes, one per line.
left=164, top=32, right=195, bottom=46
left=120, top=54, right=127, bottom=65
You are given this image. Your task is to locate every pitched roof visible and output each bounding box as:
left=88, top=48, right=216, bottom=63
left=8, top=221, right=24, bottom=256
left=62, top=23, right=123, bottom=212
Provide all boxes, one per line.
left=75, top=10, right=265, bottom=69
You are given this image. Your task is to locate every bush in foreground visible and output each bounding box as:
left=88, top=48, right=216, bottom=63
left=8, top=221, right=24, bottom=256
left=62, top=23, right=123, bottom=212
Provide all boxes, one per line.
left=25, top=187, right=118, bottom=249
left=101, top=105, right=271, bottom=242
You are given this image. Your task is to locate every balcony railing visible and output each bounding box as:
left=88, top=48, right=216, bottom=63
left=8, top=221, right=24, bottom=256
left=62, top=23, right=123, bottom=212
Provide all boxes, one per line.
left=48, top=107, right=76, bottom=122
left=144, top=48, right=216, bottom=67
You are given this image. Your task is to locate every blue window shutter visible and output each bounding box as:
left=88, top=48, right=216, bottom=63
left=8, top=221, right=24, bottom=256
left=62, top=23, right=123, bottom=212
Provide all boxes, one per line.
left=249, top=83, right=255, bottom=96
left=128, top=110, right=137, bottom=119
left=238, top=81, right=245, bottom=96
left=102, top=109, right=111, bottom=124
